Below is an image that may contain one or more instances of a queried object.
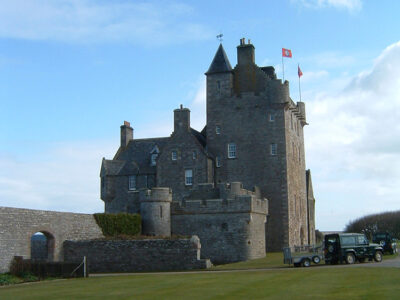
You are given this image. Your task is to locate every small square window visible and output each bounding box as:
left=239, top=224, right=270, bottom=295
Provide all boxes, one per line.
left=192, top=151, right=197, bottom=160
left=216, top=125, right=221, bottom=135
left=270, top=143, right=277, bottom=156
left=269, top=114, right=275, bottom=122
left=171, top=151, right=177, bottom=160
left=185, top=169, right=193, bottom=186
left=216, top=156, right=221, bottom=167
left=128, top=175, right=136, bottom=190
left=228, top=143, right=236, bottom=158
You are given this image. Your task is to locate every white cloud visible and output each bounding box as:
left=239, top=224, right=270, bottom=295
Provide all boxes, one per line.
left=293, top=0, right=362, bottom=12
left=306, top=40, right=400, bottom=230
left=189, top=77, right=207, bottom=131
left=0, top=140, right=116, bottom=213
left=0, top=0, right=212, bottom=44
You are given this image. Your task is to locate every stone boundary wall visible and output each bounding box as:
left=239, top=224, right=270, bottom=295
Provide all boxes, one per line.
left=0, top=207, right=104, bottom=273
left=63, top=236, right=211, bottom=272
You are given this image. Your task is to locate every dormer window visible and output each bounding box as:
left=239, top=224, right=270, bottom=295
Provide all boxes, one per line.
left=151, top=154, right=158, bottom=166
left=150, top=145, right=159, bottom=166
left=192, top=150, right=197, bottom=160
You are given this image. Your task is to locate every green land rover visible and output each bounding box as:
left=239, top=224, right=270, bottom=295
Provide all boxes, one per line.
left=324, top=233, right=384, bottom=264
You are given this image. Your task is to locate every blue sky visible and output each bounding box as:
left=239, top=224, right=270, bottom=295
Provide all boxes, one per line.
left=1, top=0, right=400, bottom=231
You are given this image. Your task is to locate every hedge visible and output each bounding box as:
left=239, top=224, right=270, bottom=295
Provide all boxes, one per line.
left=93, top=213, right=141, bottom=236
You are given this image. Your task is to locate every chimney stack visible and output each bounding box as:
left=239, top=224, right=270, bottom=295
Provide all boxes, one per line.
left=174, top=105, right=190, bottom=133
left=120, top=121, right=133, bottom=147
left=237, top=38, right=255, bottom=66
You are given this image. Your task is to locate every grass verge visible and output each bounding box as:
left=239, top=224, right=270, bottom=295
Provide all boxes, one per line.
left=1, top=267, right=400, bottom=299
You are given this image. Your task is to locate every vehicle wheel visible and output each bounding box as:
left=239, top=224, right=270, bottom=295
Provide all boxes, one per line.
left=345, top=253, right=355, bottom=264
left=374, top=251, right=383, bottom=262
left=312, top=256, right=321, bottom=264
left=302, top=258, right=311, bottom=267
left=358, top=258, right=366, bottom=263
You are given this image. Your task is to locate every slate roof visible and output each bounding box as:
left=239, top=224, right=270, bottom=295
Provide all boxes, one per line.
left=205, top=44, right=232, bottom=75
left=114, top=137, right=170, bottom=174
left=101, top=159, right=125, bottom=176
left=190, top=128, right=206, bottom=148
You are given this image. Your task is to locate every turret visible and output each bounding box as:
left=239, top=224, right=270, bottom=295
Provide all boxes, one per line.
left=140, top=187, right=172, bottom=236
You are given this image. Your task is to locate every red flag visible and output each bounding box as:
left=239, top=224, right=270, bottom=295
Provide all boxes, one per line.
left=298, top=65, right=303, bottom=77
left=282, top=48, right=292, bottom=58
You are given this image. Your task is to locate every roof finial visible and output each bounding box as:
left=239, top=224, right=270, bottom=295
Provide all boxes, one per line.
left=216, top=33, right=223, bottom=43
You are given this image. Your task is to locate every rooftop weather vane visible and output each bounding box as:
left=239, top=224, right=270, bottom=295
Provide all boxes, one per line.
left=216, top=33, right=223, bottom=42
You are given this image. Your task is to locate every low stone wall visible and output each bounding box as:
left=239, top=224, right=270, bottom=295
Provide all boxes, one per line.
left=0, top=207, right=104, bottom=273
left=63, top=236, right=211, bottom=273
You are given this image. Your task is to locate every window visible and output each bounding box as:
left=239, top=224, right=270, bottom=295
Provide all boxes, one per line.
left=216, top=80, right=221, bottom=92
left=171, top=151, right=177, bottom=160
left=150, top=146, right=159, bottom=166
left=228, top=143, right=236, bottom=158
left=269, top=114, right=275, bottom=122
left=128, top=175, right=136, bottom=191
left=216, top=156, right=221, bottom=167
left=160, top=205, right=163, bottom=219
left=192, top=150, right=197, bottom=160
left=185, top=169, right=193, bottom=186
left=151, top=153, right=158, bottom=166
left=216, top=125, right=221, bottom=135
left=270, top=143, right=277, bottom=155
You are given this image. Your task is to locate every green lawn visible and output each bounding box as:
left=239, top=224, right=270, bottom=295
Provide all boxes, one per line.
left=1, top=251, right=398, bottom=299
left=1, top=267, right=400, bottom=299
left=212, top=252, right=285, bottom=270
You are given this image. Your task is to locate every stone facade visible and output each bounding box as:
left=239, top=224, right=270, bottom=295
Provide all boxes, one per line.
left=0, top=207, right=104, bottom=273
left=63, top=236, right=211, bottom=272
left=100, top=39, right=316, bottom=252
left=172, top=182, right=268, bottom=264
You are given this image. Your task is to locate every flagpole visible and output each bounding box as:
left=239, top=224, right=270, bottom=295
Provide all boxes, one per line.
left=282, top=55, right=285, bottom=82
left=298, top=67, right=302, bottom=101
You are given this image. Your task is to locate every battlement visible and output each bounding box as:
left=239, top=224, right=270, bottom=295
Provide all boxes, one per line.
left=139, top=187, right=172, bottom=203
left=172, top=182, right=268, bottom=215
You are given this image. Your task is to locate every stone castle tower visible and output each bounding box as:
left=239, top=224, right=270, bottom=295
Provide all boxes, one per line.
left=100, top=39, right=316, bottom=252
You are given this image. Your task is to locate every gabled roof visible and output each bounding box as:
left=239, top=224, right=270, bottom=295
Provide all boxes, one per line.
left=101, top=159, right=125, bottom=176
left=205, top=44, right=232, bottom=75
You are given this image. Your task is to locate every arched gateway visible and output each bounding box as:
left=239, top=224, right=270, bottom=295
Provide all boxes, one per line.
left=0, top=207, right=103, bottom=273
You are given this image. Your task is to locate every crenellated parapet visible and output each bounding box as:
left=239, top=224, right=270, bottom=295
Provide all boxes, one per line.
left=172, top=182, right=268, bottom=216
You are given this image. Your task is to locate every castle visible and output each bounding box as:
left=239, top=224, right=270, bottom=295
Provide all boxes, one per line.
left=100, top=39, right=316, bottom=252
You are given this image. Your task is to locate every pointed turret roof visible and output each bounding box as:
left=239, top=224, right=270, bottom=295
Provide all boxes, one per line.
left=205, top=44, right=232, bottom=75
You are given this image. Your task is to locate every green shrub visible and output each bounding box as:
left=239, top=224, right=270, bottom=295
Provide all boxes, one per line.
left=94, top=213, right=141, bottom=236
left=0, top=273, right=23, bottom=286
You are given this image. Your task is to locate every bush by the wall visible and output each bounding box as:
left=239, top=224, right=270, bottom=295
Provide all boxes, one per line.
left=93, top=213, right=141, bottom=237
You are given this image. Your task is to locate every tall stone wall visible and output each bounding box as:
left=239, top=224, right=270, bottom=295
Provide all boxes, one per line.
left=63, top=236, right=211, bottom=272
left=0, top=207, right=104, bottom=273
left=171, top=184, right=268, bottom=264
